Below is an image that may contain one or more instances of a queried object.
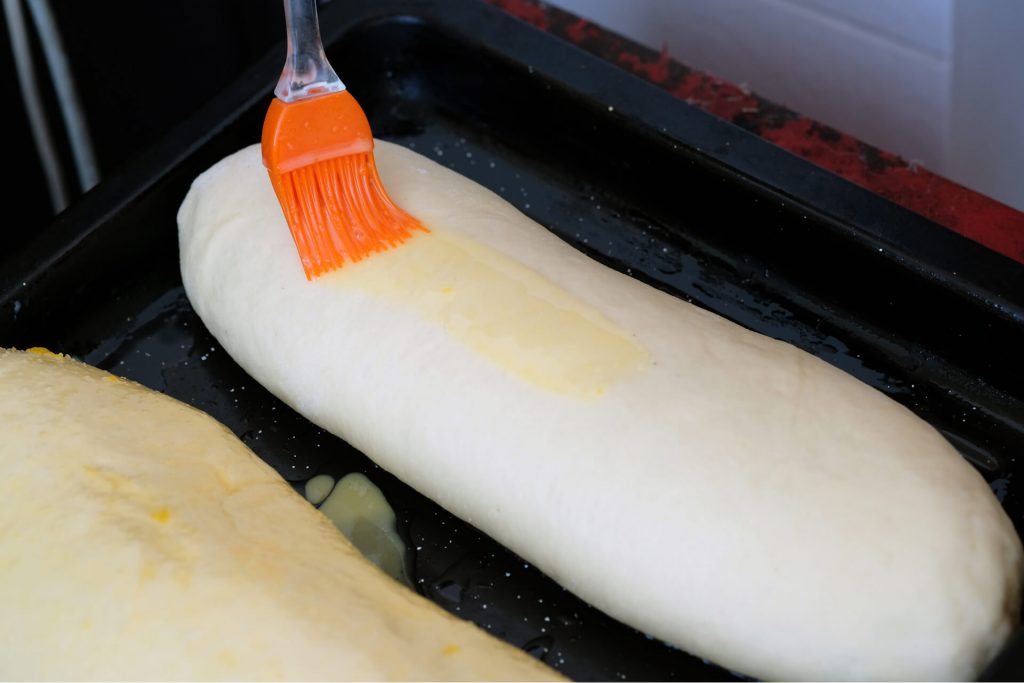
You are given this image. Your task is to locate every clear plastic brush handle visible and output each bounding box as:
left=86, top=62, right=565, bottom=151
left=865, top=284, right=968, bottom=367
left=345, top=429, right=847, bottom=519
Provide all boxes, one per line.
left=275, top=0, right=345, bottom=102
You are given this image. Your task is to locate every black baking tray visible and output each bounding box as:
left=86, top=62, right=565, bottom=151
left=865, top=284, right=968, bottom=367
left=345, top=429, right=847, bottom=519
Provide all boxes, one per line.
left=2, top=0, right=1023, bottom=679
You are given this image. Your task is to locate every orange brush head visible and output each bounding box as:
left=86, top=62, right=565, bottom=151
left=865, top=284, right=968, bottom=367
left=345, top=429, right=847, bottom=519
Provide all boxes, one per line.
left=262, top=90, right=427, bottom=279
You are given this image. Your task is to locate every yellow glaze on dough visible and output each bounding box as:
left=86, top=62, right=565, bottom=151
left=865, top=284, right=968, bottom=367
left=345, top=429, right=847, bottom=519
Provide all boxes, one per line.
left=0, top=349, right=560, bottom=681
left=325, top=231, right=650, bottom=398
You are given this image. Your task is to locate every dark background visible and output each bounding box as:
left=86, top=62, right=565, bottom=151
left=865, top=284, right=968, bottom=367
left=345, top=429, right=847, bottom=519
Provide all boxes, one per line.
left=2, top=0, right=283, bottom=249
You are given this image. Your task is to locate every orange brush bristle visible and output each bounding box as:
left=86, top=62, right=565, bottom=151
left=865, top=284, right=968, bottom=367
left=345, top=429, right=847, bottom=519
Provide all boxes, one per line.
left=262, top=90, right=427, bottom=279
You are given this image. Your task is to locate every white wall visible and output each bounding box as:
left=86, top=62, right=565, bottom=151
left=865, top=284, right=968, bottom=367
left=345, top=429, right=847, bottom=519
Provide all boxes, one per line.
left=548, top=0, right=1024, bottom=212
left=947, top=0, right=1024, bottom=213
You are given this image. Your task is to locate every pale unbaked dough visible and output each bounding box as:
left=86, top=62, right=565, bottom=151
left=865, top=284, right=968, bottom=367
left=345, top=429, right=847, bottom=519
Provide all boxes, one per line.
left=178, top=141, right=1023, bottom=681
left=0, top=349, right=559, bottom=681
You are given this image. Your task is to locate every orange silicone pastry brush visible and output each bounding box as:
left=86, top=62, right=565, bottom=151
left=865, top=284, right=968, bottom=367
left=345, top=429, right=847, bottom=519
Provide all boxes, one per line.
left=262, top=0, right=426, bottom=279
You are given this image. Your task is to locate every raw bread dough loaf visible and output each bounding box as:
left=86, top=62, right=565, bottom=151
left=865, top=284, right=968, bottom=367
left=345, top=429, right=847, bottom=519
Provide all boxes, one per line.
left=0, top=349, right=559, bottom=681
left=178, top=142, right=1023, bottom=681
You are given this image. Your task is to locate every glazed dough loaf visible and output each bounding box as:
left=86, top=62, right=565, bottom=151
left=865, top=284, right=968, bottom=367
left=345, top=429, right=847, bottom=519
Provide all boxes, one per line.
left=0, top=349, right=559, bottom=681
left=178, top=142, right=1022, bottom=681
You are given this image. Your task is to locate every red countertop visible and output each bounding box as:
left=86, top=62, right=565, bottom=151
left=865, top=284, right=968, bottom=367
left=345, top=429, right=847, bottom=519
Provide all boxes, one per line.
left=485, top=0, right=1024, bottom=265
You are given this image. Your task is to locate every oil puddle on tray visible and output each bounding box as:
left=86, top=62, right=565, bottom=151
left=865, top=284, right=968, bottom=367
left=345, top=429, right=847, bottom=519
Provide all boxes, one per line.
left=305, top=472, right=411, bottom=586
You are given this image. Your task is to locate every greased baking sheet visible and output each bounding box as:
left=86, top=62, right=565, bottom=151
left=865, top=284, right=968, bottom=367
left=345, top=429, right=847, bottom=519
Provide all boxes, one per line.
left=2, top=1, right=1022, bottom=679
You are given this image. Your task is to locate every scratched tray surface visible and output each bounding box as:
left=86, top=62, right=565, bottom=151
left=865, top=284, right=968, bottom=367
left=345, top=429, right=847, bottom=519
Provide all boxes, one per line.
left=2, top=2, right=1024, bottom=681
